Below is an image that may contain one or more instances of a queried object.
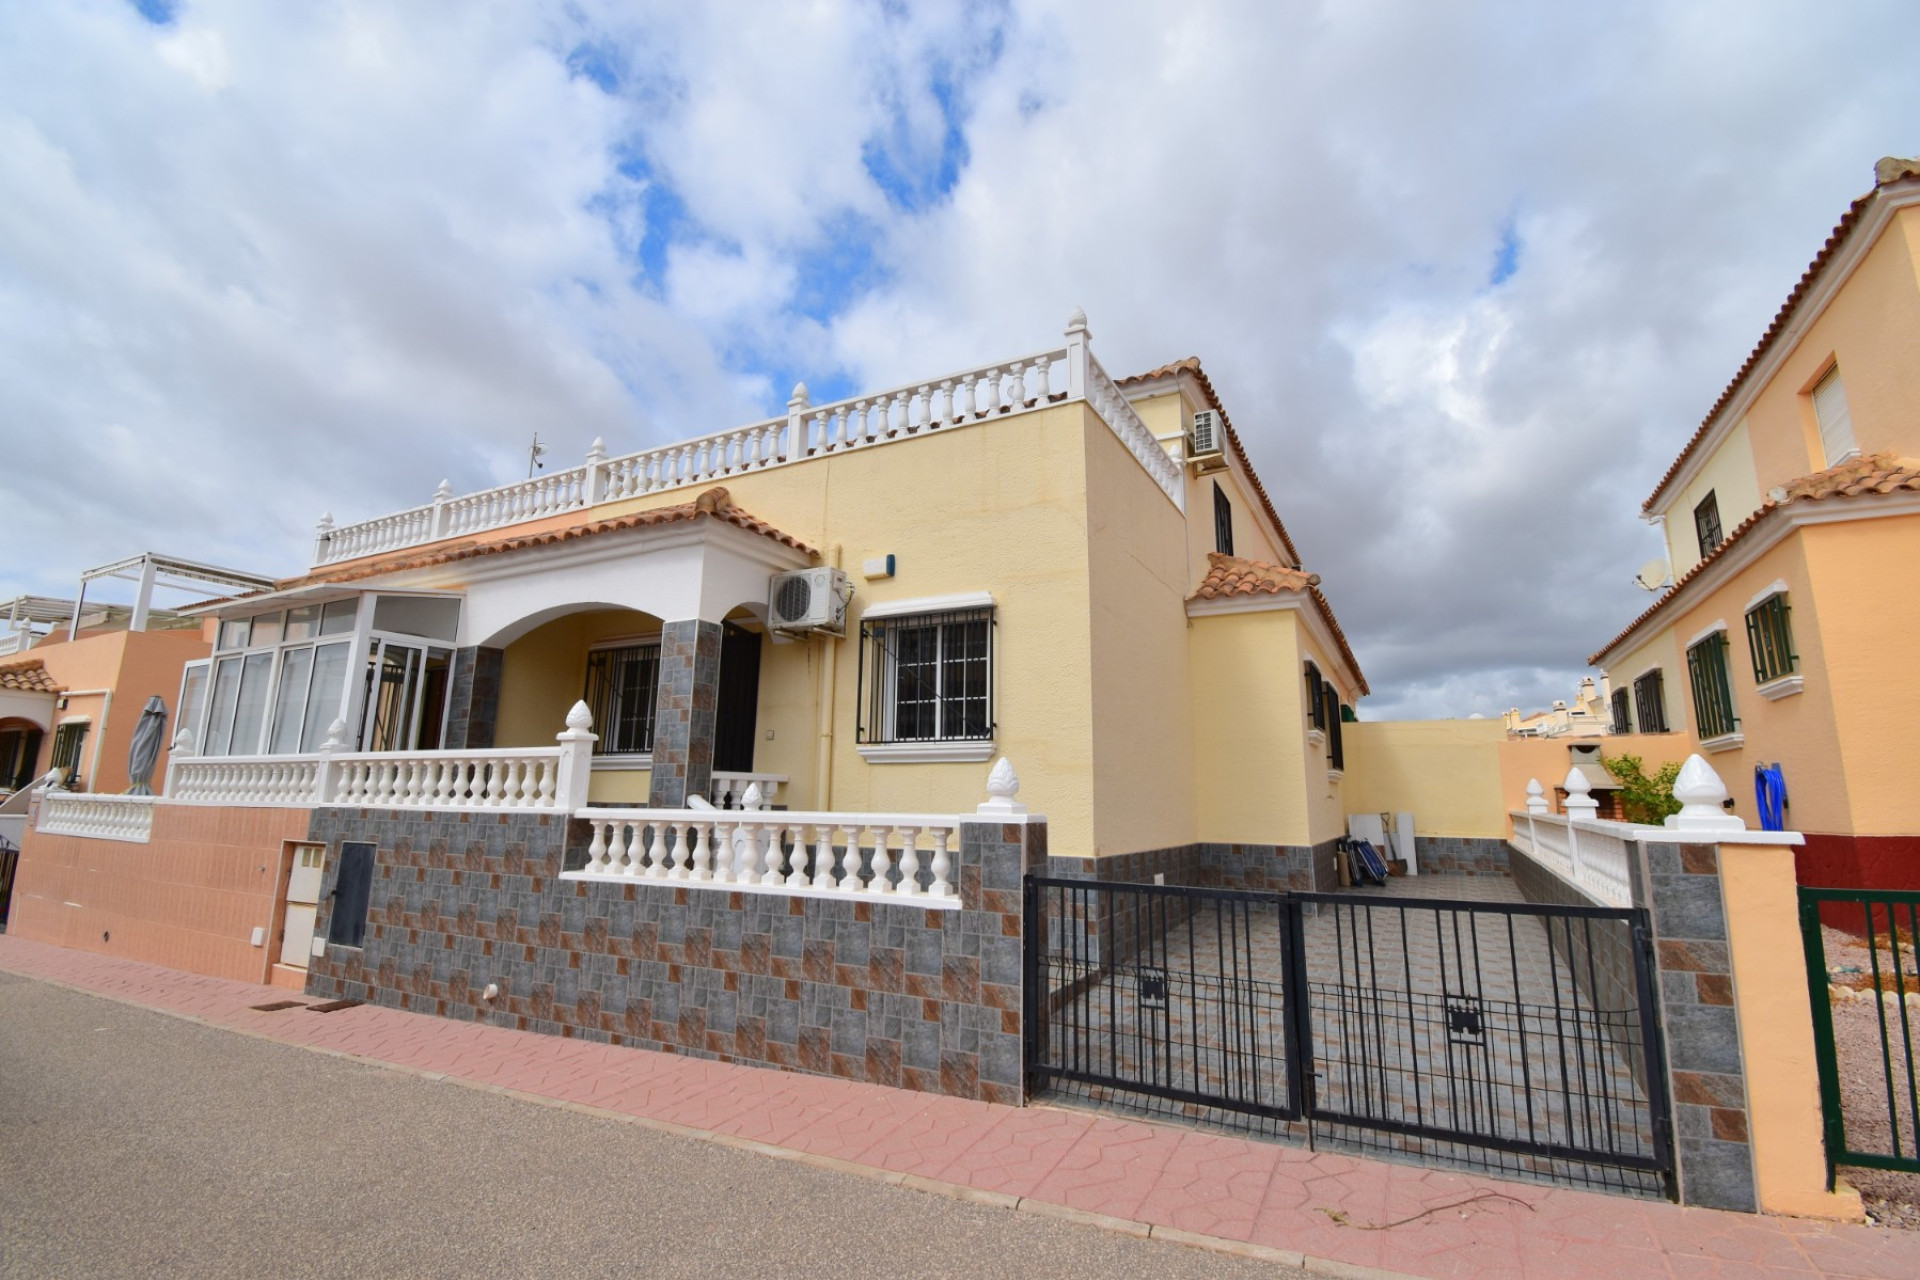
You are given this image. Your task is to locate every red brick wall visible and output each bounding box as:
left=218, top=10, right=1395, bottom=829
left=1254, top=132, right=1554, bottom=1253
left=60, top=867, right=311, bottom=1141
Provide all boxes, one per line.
left=8, top=804, right=312, bottom=982
left=1796, top=832, right=1920, bottom=892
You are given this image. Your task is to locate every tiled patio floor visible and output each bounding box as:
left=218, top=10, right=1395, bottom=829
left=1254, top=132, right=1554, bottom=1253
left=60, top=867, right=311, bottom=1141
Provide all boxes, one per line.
left=2, top=931, right=1906, bottom=1279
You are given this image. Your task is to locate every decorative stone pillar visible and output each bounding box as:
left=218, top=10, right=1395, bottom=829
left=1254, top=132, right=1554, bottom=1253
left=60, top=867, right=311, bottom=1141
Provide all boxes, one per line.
left=649, top=619, right=723, bottom=808
left=444, top=647, right=504, bottom=749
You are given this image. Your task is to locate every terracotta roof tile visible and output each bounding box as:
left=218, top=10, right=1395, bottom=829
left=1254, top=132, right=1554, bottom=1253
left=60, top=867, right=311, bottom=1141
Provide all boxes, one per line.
left=1190, top=553, right=1369, bottom=695
left=287, top=487, right=815, bottom=589
left=0, top=659, right=61, bottom=694
left=1116, top=357, right=1303, bottom=565
left=1592, top=454, right=1920, bottom=664
left=1643, top=158, right=1920, bottom=514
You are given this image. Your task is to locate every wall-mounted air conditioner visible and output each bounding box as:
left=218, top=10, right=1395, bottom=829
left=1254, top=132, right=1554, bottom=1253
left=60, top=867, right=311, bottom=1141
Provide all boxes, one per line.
left=1188, top=410, right=1227, bottom=471
left=768, top=568, right=850, bottom=636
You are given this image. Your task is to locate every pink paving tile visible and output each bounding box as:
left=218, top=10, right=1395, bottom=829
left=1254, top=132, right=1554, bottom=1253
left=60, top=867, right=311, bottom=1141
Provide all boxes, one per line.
left=927, top=1103, right=1095, bottom=1199
left=1023, top=1115, right=1185, bottom=1220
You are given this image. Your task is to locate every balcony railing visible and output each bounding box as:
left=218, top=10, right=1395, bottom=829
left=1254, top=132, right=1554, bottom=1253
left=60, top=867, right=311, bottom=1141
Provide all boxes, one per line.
left=1508, top=809, right=1636, bottom=909
left=37, top=793, right=155, bottom=843
left=311, top=311, right=1185, bottom=568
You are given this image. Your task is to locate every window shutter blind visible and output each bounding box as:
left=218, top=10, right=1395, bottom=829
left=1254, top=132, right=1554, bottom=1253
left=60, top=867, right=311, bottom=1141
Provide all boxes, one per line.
left=1813, top=368, right=1857, bottom=465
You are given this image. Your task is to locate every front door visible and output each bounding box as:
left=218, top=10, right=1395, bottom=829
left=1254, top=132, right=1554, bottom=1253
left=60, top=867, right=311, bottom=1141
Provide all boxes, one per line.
left=713, top=623, right=762, bottom=774
left=279, top=843, right=326, bottom=969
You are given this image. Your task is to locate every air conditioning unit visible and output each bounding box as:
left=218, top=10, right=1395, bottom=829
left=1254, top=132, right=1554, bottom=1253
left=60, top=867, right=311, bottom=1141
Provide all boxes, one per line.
left=1187, top=410, right=1227, bottom=471
left=768, top=568, right=850, bottom=636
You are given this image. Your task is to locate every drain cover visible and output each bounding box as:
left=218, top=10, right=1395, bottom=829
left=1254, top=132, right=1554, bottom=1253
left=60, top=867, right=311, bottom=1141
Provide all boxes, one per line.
left=249, top=1000, right=307, bottom=1012
left=305, top=999, right=364, bottom=1014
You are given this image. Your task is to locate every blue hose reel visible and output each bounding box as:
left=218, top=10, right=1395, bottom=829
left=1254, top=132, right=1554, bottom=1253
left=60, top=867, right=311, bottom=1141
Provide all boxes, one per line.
left=1754, top=762, right=1788, bottom=832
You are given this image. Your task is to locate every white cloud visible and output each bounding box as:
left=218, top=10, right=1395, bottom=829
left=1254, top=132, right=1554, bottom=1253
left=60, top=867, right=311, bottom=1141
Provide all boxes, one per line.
left=1, top=0, right=1916, bottom=720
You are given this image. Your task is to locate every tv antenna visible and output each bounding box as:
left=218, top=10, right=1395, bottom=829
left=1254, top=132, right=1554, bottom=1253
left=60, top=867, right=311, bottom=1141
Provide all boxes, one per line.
left=527, top=432, right=548, bottom=479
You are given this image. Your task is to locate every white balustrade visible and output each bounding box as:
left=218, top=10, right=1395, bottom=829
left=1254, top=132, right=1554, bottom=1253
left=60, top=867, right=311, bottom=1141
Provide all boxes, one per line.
left=312, top=320, right=1135, bottom=567
left=709, top=772, right=788, bottom=809
left=1509, top=807, right=1635, bottom=909
left=37, top=793, right=155, bottom=843
left=169, top=756, right=323, bottom=806
left=567, top=808, right=962, bottom=907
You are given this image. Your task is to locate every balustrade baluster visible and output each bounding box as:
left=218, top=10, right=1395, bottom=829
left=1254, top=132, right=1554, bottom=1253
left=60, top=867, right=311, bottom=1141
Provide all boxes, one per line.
left=868, top=826, right=894, bottom=894
left=641, top=822, right=664, bottom=877
left=733, top=819, right=760, bottom=883
left=1007, top=362, right=1026, bottom=410
left=587, top=821, right=609, bottom=873
left=810, top=824, right=836, bottom=890
left=953, top=374, right=973, bottom=426
left=896, top=826, right=922, bottom=896
left=667, top=822, right=690, bottom=879
left=935, top=380, right=954, bottom=427
left=784, top=823, right=810, bottom=887
left=836, top=824, right=862, bottom=891
left=928, top=828, right=952, bottom=897
left=758, top=822, right=786, bottom=885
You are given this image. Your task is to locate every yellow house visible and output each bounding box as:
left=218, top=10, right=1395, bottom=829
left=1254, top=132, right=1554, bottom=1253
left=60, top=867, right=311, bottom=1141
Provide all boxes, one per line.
left=149, top=312, right=1364, bottom=892
left=1591, top=155, right=1920, bottom=889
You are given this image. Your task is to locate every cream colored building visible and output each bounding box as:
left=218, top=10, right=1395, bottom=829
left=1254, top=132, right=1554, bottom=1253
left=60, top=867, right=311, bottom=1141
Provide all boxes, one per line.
left=173, top=313, right=1366, bottom=885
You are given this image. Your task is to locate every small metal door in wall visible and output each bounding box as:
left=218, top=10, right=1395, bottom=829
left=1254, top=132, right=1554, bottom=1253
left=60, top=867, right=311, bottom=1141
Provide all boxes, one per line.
left=280, top=843, right=326, bottom=969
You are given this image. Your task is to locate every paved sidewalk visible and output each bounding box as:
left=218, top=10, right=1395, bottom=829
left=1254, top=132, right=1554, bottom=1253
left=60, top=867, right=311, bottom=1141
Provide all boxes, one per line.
left=0, top=935, right=1908, bottom=1280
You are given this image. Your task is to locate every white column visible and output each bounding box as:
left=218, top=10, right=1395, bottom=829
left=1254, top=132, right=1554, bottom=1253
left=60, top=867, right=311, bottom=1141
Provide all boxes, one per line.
left=553, top=701, right=597, bottom=811
left=584, top=438, right=609, bottom=505
left=430, top=480, right=453, bottom=538
left=129, top=555, right=158, bottom=633
left=786, top=383, right=811, bottom=460
left=1064, top=308, right=1090, bottom=401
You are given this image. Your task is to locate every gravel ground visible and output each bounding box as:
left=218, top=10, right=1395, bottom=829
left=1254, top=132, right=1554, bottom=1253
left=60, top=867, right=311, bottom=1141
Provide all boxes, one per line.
left=1820, top=925, right=1920, bottom=1230
left=0, top=971, right=1303, bottom=1280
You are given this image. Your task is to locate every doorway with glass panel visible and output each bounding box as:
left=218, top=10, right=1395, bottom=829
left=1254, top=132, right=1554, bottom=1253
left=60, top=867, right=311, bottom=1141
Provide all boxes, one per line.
left=358, top=639, right=452, bottom=753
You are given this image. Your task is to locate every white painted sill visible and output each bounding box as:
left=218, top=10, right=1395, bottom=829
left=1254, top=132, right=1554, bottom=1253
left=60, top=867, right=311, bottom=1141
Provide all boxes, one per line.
left=858, top=741, right=996, bottom=764
left=591, top=755, right=653, bottom=772
left=1700, top=732, right=1746, bottom=753
left=1756, top=674, right=1804, bottom=701
left=1306, top=729, right=1326, bottom=749
left=1327, top=768, right=1345, bottom=783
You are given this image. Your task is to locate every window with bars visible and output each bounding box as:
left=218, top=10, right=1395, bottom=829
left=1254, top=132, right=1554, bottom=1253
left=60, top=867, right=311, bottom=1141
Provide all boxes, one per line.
left=1745, top=593, right=1797, bottom=685
left=1213, top=482, right=1234, bottom=556
left=1687, top=633, right=1740, bottom=740
left=1633, top=670, right=1669, bottom=734
left=49, top=722, right=87, bottom=787
left=858, top=608, right=994, bottom=744
left=1326, top=688, right=1346, bottom=770
left=1693, top=492, right=1724, bottom=559
left=1610, top=688, right=1632, bottom=734
left=584, top=644, right=661, bottom=755
left=1304, top=663, right=1326, bottom=732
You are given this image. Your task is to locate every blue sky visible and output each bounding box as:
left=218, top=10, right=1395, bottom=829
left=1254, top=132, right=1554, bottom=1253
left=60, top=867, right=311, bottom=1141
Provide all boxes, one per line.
left=2, top=0, right=1917, bottom=719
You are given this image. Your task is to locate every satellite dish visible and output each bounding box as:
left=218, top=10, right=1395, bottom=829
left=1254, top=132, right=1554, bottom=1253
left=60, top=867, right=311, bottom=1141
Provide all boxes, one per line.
left=1633, top=559, right=1671, bottom=592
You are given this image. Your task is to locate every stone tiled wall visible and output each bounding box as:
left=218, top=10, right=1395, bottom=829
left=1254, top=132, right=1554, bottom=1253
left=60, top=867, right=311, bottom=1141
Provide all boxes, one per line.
left=1043, top=839, right=1340, bottom=895
left=1635, top=840, right=1756, bottom=1213
left=304, top=806, right=1036, bottom=1104
left=649, top=620, right=721, bottom=807
left=1412, top=836, right=1511, bottom=877
left=445, top=647, right=503, bottom=750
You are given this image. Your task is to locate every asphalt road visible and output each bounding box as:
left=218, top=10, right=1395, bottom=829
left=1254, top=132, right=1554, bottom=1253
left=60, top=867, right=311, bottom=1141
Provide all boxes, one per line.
left=0, top=971, right=1305, bottom=1279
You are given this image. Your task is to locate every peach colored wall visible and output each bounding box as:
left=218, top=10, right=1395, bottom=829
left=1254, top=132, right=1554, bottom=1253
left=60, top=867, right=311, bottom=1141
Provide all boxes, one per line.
left=1742, top=204, right=1920, bottom=490
left=1296, top=625, right=1354, bottom=848
left=24, top=628, right=211, bottom=793
left=1802, top=515, right=1920, bottom=835
left=8, top=802, right=311, bottom=983
left=1719, top=840, right=1863, bottom=1220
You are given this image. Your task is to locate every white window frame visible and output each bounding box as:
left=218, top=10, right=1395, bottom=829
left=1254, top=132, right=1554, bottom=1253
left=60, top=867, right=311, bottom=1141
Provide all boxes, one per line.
left=856, top=600, right=995, bottom=764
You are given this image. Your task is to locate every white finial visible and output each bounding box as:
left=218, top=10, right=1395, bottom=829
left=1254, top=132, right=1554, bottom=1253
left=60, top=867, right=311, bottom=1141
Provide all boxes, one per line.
left=1525, top=777, right=1547, bottom=815
left=433, top=478, right=453, bottom=500
left=316, top=512, right=335, bottom=532
left=171, top=728, right=196, bottom=758
left=1561, top=766, right=1599, bottom=821
left=977, top=757, right=1028, bottom=815
left=789, top=382, right=811, bottom=407
left=1066, top=306, right=1089, bottom=334
left=586, top=437, right=607, bottom=463
left=1667, top=754, right=1745, bottom=833
left=565, top=700, right=593, bottom=733
left=741, top=782, right=765, bottom=811
left=324, top=718, right=350, bottom=749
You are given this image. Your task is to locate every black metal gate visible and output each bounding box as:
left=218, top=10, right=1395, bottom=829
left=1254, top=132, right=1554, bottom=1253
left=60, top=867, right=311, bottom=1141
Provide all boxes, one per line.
left=1025, top=877, right=1674, bottom=1196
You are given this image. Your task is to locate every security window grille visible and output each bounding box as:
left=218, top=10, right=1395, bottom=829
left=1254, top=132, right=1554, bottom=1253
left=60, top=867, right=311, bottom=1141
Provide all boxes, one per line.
left=1745, top=594, right=1797, bottom=685
left=1633, top=670, right=1669, bottom=734
left=858, top=608, right=994, bottom=743
left=1213, top=482, right=1234, bottom=557
left=1687, top=633, right=1740, bottom=740
left=584, top=644, right=661, bottom=755
left=49, top=723, right=87, bottom=787
left=1304, top=663, right=1326, bottom=731
left=1610, top=688, right=1632, bottom=734
left=1693, top=492, right=1723, bottom=559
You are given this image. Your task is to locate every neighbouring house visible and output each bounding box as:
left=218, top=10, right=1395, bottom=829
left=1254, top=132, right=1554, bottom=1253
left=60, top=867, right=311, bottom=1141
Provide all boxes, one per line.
left=7, top=312, right=1367, bottom=1100
left=1502, top=676, right=1613, bottom=739
left=1589, top=155, right=1920, bottom=890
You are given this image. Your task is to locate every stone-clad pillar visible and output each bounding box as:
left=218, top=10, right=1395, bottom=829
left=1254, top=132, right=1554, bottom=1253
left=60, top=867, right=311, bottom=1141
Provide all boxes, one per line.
left=648, top=619, right=722, bottom=807
left=445, top=647, right=503, bottom=749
